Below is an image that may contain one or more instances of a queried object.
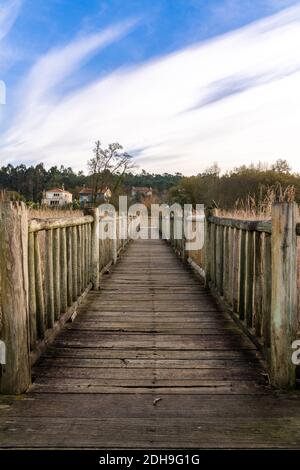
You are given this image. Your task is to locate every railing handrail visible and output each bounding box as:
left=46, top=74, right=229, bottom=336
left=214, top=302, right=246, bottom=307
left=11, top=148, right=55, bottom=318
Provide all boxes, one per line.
left=167, top=202, right=299, bottom=389
left=29, top=215, right=94, bottom=232
left=207, top=215, right=272, bottom=233
left=0, top=203, right=130, bottom=394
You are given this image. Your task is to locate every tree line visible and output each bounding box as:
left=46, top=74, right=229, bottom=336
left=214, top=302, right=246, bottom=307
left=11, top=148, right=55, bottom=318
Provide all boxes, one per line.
left=0, top=163, right=182, bottom=203
left=169, top=159, right=300, bottom=209
left=1, top=153, right=299, bottom=211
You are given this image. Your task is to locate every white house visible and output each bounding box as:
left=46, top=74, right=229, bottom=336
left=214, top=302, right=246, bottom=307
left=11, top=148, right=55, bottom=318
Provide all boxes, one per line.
left=42, top=187, right=73, bottom=206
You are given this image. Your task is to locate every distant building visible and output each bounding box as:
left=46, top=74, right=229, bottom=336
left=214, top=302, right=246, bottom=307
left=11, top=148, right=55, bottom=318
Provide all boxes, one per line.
left=42, top=187, right=72, bottom=206
left=131, top=186, right=152, bottom=198
left=79, top=187, right=112, bottom=205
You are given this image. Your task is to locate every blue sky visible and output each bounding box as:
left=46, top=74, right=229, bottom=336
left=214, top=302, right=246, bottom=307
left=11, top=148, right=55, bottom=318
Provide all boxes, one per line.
left=1, top=0, right=300, bottom=174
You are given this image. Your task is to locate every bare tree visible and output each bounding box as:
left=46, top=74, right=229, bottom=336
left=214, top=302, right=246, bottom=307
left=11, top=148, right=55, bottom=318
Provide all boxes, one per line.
left=88, top=141, right=134, bottom=202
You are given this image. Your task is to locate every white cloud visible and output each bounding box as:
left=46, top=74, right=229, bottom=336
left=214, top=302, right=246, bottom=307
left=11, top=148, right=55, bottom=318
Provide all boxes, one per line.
left=1, top=4, right=300, bottom=174
left=0, top=0, right=22, bottom=41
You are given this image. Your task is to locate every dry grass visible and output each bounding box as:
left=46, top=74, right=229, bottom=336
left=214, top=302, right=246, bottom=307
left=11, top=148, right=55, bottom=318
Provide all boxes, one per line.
left=217, top=185, right=296, bottom=220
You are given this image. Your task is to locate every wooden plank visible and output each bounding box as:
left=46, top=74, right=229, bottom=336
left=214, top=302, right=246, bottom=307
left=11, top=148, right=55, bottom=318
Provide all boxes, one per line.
left=36, top=357, right=262, bottom=370
left=238, top=230, right=246, bottom=320
left=3, top=416, right=300, bottom=448
left=208, top=215, right=272, bottom=234
left=28, top=231, right=37, bottom=349
left=72, top=225, right=78, bottom=300
left=253, top=231, right=263, bottom=337
left=60, top=227, right=68, bottom=313
left=42, top=347, right=260, bottom=361
left=45, top=229, right=55, bottom=329
left=231, top=228, right=239, bottom=313
left=29, top=216, right=93, bottom=232
left=33, top=367, right=264, bottom=381
left=262, top=233, right=271, bottom=348
left=270, top=202, right=298, bottom=388
left=215, top=224, right=224, bottom=295
left=77, top=224, right=82, bottom=295
left=66, top=226, right=73, bottom=306
left=34, top=232, right=45, bottom=339
left=1, top=235, right=288, bottom=449
left=53, top=228, right=61, bottom=321
left=2, top=394, right=296, bottom=419
left=245, top=231, right=254, bottom=327
left=0, top=202, right=31, bottom=394
left=223, top=226, right=229, bottom=302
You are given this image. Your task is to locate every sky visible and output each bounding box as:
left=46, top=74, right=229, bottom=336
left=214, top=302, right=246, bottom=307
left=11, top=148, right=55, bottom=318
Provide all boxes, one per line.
left=0, top=0, right=300, bottom=175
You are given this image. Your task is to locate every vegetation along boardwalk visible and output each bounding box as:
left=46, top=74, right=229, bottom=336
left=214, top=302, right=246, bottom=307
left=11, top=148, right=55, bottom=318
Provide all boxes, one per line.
left=1, top=236, right=300, bottom=448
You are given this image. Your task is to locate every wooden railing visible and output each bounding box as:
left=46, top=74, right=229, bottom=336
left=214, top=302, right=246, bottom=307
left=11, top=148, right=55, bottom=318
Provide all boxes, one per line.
left=0, top=203, right=129, bottom=394
left=168, top=203, right=300, bottom=389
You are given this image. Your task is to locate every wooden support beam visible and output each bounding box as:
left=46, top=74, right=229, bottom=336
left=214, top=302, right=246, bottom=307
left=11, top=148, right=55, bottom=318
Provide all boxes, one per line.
left=34, top=232, right=45, bottom=338
left=45, top=229, right=54, bottom=328
left=28, top=231, right=37, bottom=349
left=53, top=228, right=61, bottom=321
left=245, top=231, right=254, bottom=328
left=204, top=209, right=212, bottom=287
left=270, top=202, right=298, bottom=388
left=0, top=202, right=31, bottom=394
left=85, top=208, right=100, bottom=289
left=238, top=230, right=246, bottom=320
left=60, top=227, right=68, bottom=313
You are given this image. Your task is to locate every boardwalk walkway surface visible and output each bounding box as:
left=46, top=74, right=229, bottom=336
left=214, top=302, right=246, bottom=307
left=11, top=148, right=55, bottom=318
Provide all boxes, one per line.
left=1, top=238, right=300, bottom=448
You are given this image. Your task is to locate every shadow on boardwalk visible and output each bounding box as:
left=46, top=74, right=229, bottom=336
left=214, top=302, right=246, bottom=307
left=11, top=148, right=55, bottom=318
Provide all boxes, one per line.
left=0, top=239, right=300, bottom=448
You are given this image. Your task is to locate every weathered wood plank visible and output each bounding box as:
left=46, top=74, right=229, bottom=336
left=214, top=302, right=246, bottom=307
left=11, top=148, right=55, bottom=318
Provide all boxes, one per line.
left=28, top=231, right=37, bottom=349
left=60, top=227, right=68, bottom=313
left=2, top=234, right=299, bottom=449
left=0, top=202, right=31, bottom=394
left=270, top=203, right=298, bottom=388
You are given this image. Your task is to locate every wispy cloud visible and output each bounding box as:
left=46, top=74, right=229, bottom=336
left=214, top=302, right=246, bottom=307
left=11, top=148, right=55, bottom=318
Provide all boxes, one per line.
left=1, top=4, right=300, bottom=174
left=0, top=0, right=22, bottom=41
left=21, top=18, right=138, bottom=106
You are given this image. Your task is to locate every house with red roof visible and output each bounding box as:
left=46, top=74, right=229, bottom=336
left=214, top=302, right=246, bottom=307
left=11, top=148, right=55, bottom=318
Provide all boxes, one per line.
left=42, top=186, right=73, bottom=206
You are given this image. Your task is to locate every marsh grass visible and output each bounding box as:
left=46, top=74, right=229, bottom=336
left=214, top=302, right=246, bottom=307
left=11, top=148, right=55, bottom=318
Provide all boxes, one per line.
left=217, top=184, right=296, bottom=220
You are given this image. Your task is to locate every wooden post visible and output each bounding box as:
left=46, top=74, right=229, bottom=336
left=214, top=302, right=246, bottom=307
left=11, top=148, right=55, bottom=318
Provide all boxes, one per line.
left=87, top=223, right=92, bottom=283
left=28, top=231, right=37, bottom=349
left=270, top=202, right=298, bottom=388
left=262, top=233, right=271, bottom=348
left=77, top=225, right=82, bottom=294
left=215, top=225, right=224, bottom=295
left=245, top=231, right=254, bottom=327
left=66, top=226, right=73, bottom=306
left=232, top=228, right=240, bottom=313
left=227, top=227, right=233, bottom=307
left=239, top=230, right=246, bottom=320
left=210, top=223, right=216, bottom=285
left=204, top=209, right=212, bottom=287
left=223, top=226, right=229, bottom=302
left=45, top=229, right=54, bottom=328
left=53, top=228, right=61, bottom=321
left=86, top=208, right=100, bottom=289
left=60, top=227, right=68, bottom=312
left=112, top=211, right=117, bottom=264
left=34, top=232, right=45, bottom=338
left=0, top=202, right=31, bottom=394
left=72, top=226, right=78, bottom=300
left=254, top=231, right=263, bottom=337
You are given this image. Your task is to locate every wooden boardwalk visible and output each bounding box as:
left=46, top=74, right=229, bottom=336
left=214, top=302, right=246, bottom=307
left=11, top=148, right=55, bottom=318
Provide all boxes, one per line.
left=1, top=238, right=300, bottom=448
